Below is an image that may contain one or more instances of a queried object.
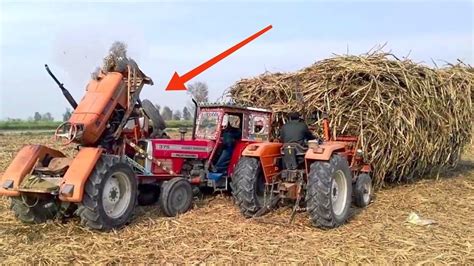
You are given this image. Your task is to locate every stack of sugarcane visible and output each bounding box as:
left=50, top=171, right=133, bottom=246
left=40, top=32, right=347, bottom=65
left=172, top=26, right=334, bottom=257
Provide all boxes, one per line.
left=229, top=51, right=473, bottom=186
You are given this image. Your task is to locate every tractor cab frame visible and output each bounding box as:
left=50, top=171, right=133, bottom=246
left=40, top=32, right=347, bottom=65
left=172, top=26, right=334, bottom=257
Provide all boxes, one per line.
left=123, top=103, right=273, bottom=217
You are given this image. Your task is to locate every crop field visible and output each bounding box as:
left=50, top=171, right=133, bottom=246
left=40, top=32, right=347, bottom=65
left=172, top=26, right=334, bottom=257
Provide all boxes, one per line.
left=0, top=134, right=473, bottom=264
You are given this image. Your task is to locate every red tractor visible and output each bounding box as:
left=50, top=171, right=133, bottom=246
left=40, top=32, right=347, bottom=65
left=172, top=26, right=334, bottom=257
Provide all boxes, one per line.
left=0, top=59, right=273, bottom=230
left=232, top=114, right=373, bottom=228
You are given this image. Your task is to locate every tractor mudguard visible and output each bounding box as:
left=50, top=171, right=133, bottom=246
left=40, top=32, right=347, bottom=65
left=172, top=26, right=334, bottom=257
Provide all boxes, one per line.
left=0, top=145, right=65, bottom=197
left=305, top=142, right=346, bottom=161
left=241, top=142, right=282, bottom=182
left=58, top=147, right=103, bottom=202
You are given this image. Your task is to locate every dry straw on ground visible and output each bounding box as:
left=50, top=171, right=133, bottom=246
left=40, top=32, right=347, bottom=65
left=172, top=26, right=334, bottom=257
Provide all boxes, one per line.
left=229, top=51, right=473, bottom=186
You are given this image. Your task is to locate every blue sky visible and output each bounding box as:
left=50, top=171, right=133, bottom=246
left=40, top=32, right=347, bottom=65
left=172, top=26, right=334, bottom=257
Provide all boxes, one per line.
left=0, top=0, right=472, bottom=120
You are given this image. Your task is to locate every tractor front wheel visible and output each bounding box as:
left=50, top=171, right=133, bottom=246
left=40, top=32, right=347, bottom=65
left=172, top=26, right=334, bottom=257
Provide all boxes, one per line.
left=231, top=157, right=266, bottom=218
left=353, top=173, right=372, bottom=207
left=159, top=177, right=193, bottom=217
left=10, top=196, right=58, bottom=224
left=307, top=155, right=352, bottom=229
left=77, top=156, right=137, bottom=231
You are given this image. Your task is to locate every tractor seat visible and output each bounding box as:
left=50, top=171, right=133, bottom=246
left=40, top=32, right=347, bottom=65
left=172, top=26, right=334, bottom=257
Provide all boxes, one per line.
left=281, top=143, right=308, bottom=170
left=34, top=157, right=72, bottom=176
left=281, top=143, right=308, bottom=155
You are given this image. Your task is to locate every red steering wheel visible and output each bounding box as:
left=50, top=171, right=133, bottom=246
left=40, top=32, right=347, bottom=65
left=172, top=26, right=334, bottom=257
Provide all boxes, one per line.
left=54, top=122, right=78, bottom=145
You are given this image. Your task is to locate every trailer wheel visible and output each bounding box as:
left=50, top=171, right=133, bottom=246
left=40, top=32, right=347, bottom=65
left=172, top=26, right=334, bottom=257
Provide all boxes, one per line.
left=231, top=157, right=266, bottom=218
left=159, top=177, right=193, bottom=217
left=77, top=156, right=137, bottom=231
left=137, top=184, right=160, bottom=206
left=10, top=196, right=58, bottom=224
left=142, top=99, right=166, bottom=131
left=307, top=155, right=352, bottom=229
left=353, top=173, right=372, bottom=207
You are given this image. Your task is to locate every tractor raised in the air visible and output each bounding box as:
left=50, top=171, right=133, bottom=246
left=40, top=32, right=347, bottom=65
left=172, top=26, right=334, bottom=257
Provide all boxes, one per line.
left=232, top=114, right=373, bottom=228
left=0, top=54, right=273, bottom=230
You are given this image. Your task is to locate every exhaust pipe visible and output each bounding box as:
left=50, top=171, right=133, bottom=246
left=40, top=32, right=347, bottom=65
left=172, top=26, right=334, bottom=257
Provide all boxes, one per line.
left=45, top=64, right=78, bottom=109
left=192, top=98, right=198, bottom=140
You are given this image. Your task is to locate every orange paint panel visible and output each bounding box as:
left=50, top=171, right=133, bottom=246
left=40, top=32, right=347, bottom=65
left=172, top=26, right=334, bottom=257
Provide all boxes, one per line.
left=59, top=147, right=103, bottom=202
left=242, top=142, right=282, bottom=182
left=305, top=142, right=347, bottom=161
left=69, top=73, right=124, bottom=145
left=0, top=145, right=65, bottom=196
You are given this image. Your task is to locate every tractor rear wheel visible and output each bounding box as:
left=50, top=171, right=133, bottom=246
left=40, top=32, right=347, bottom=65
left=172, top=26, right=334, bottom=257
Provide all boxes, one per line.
left=77, top=156, right=137, bottom=231
left=10, top=196, right=58, bottom=224
left=353, top=173, right=372, bottom=207
left=307, top=155, right=352, bottom=229
left=159, top=177, right=193, bottom=217
left=231, top=157, right=266, bottom=218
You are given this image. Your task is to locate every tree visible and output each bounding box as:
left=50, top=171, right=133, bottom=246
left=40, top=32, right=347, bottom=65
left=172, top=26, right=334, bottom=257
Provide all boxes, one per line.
left=182, top=107, right=191, bottom=120
left=172, top=110, right=182, bottom=120
left=42, top=112, right=54, bottom=121
left=161, top=106, right=173, bottom=121
left=63, top=108, right=72, bottom=121
left=187, top=81, right=209, bottom=103
left=187, top=81, right=209, bottom=115
left=34, top=112, right=42, bottom=122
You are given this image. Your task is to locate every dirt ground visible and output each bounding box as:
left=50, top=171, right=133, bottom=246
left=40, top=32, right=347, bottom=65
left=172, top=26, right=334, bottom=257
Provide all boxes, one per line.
left=0, top=134, right=473, bottom=264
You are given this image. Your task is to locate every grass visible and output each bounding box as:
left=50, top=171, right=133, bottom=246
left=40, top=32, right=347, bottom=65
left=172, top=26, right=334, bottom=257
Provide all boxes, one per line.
left=0, top=120, right=193, bottom=131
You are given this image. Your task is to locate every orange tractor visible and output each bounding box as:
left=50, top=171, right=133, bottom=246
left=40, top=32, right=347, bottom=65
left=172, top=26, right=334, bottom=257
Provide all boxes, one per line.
left=232, top=115, right=373, bottom=228
left=0, top=57, right=276, bottom=230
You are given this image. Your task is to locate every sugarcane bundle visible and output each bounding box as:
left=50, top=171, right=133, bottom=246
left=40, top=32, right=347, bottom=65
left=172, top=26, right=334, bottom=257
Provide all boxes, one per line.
left=229, top=51, right=473, bottom=186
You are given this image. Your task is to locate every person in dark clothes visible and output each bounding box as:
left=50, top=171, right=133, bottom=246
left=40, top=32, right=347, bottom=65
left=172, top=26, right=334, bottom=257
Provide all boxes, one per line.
left=279, top=112, right=316, bottom=146
left=213, top=119, right=242, bottom=173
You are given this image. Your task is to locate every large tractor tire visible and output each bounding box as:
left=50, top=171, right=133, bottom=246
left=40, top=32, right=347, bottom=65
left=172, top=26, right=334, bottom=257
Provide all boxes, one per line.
left=77, top=156, right=137, bottom=231
left=10, top=196, right=58, bottom=224
left=141, top=99, right=166, bottom=131
left=231, top=157, right=266, bottom=218
left=307, top=155, right=352, bottom=229
left=159, top=177, right=193, bottom=217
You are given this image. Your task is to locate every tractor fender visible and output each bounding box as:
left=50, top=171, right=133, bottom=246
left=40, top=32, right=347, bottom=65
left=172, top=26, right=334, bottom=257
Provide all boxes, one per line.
left=0, top=145, right=65, bottom=197
left=241, top=142, right=283, bottom=182
left=305, top=142, right=347, bottom=161
left=58, top=147, right=103, bottom=202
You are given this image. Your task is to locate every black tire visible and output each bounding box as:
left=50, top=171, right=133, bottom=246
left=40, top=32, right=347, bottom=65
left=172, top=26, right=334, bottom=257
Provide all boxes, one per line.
left=159, top=177, right=193, bottom=217
left=353, top=173, right=372, bottom=208
left=76, top=156, right=137, bottom=231
left=142, top=99, right=166, bottom=131
left=137, top=184, right=160, bottom=206
left=231, top=157, right=266, bottom=218
left=10, top=196, right=58, bottom=224
left=307, top=155, right=352, bottom=229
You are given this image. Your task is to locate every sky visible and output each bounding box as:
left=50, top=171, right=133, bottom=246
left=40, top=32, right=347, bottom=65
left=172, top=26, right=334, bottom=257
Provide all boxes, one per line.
left=0, top=0, right=472, bottom=120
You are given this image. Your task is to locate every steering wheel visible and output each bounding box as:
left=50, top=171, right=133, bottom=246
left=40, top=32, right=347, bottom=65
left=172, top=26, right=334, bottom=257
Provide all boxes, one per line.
left=54, top=122, right=78, bottom=145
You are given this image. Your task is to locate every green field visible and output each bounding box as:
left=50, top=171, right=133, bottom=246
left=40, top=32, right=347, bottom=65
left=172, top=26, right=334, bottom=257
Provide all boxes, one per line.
left=0, top=120, right=193, bottom=131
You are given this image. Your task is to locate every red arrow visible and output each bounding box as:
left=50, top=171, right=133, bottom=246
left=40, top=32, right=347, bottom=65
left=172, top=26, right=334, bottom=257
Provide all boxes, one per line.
left=165, top=25, right=273, bottom=91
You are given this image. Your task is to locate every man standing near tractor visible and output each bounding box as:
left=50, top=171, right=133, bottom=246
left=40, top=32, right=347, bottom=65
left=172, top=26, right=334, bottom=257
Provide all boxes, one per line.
left=279, top=112, right=316, bottom=146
